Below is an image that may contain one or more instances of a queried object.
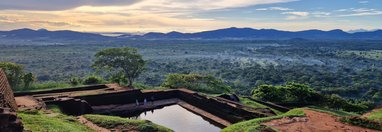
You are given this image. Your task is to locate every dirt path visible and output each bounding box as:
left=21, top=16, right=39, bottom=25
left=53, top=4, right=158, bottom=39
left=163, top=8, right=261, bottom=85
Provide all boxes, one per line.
left=15, top=96, right=44, bottom=110
left=262, top=109, right=380, bottom=132
left=78, top=116, right=110, bottom=132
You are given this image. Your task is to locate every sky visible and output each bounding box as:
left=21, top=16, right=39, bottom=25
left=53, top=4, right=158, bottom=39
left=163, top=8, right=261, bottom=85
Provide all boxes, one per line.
left=0, top=0, right=381, bottom=33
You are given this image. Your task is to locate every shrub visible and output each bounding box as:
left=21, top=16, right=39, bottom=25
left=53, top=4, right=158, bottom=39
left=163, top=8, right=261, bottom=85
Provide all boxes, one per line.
left=162, top=73, right=231, bottom=94
left=69, top=77, right=82, bottom=86
left=320, top=94, right=369, bottom=113
left=252, top=83, right=318, bottom=104
left=340, top=116, right=382, bottom=131
left=252, top=83, right=370, bottom=113
left=83, top=75, right=104, bottom=85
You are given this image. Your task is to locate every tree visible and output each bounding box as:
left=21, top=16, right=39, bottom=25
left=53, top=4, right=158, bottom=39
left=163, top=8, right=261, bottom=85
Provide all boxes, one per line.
left=23, top=72, right=36, bottom=88
left=108, top=71, right=128, bottom=84
left=93, top=47, right=145, bottom=87
left=0, top=62, right=24, bottom=89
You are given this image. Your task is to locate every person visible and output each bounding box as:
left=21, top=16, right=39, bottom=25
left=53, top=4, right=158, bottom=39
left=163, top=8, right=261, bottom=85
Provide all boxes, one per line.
left=136, top=99, right=139, bottom=106
left=144, top=98, right=147, bottom=105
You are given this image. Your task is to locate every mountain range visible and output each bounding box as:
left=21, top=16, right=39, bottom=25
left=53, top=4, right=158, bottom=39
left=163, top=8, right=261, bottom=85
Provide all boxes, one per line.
left=1, top=27, right=381, bottom=40
left=141, top=27, right=382, bottom=40
left=0, top=28, right=110, bottom=40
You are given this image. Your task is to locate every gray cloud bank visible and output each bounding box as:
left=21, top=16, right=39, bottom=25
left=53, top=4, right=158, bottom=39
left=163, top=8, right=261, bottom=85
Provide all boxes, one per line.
left=0, top=0, right=140, bottom=10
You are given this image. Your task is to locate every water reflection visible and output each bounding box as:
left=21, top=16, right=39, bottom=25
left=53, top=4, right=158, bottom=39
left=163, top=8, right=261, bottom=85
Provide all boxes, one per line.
left=128, top=105, right=221, bottom=132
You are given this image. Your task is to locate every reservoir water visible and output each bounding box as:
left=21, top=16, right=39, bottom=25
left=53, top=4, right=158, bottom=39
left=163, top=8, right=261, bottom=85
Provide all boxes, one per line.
left=128, top=105, right=221, bottom=132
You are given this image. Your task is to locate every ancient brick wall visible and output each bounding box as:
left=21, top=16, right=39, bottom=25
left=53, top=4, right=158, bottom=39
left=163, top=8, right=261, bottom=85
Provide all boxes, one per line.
left=0, top=68, right=18, bottom=111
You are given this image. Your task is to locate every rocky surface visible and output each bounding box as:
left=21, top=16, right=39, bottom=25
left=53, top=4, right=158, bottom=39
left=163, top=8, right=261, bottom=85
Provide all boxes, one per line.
left=0, top=107, right=23, bottom=132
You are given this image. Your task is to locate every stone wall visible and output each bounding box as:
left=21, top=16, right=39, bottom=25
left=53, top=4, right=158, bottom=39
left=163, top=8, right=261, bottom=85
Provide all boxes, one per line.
left=68, top=89, right=271, bottom=123
left=176, top=89, right=269, bottom=123
left=0, top=69, right=17, bottom=111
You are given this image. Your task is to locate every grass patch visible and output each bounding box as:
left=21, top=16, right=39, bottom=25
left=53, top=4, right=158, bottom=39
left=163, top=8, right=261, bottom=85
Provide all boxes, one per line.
left=307, top=106, right=359, bottom=117
left=365, top=108, right=382, bottom=123
left=15, top=82, right=80, bottom=92
left=83, top=114, right=173, bottom=132
left=222, top=108, right=305, bottom=132
left=47, top=105, right=64, bottom=114
left=18, top=110, right=94, bottom=132
left=240, top=97, right=283, bottom=115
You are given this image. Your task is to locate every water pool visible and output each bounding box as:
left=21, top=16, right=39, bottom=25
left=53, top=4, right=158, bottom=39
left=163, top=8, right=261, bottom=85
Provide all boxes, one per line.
left=128, top=105, right=221, bottom=132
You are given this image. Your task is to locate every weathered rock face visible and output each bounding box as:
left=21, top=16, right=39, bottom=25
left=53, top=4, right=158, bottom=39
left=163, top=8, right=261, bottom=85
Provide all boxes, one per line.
left=0, top=107, right=23, bottom=132
left=0, top=69, right=18, bottom=111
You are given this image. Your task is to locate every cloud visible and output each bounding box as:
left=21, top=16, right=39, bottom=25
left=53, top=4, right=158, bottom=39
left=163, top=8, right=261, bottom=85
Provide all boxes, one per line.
left=285, top=16, right=300, bottom=20
left=336, top=8, right=382, bottom=17
left=281, top=11, right=309, bottom=20
left=340, top=11, right=382, bottom=16
left=312, top=12, right=331, bottom=16
left=256, top=7, right=293, bottom=11
left=312, top=11, right=331, bottom=17
left=359, top=1, right=369, bottom=4
left=4, top=0, right=380, bottom=33
left=0, top=0, right=300, bottom=32
left=334, top=8, right=376, bottom=13
left=124, top=0, right=298, bottom=13
left=282, top=11, right=309, bottom=16
left=335, top=9, right=349, bottom=12
left=352, top=8, right=375, bottom=12
left=0, top=0, right=297, bottom=11
left=0, top=9, right=234, bottom=32
left=0, top=0, right=141, bottom=10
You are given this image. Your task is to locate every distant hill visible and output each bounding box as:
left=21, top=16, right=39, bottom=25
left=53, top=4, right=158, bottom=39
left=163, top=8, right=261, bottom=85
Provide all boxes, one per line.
left=347, top=29, right=380, bottom=33
left=1, top=27, right=381, bottom=40
left=0, top=28, right=111, bottom=40
left=141, top=27, right=382, bottom=40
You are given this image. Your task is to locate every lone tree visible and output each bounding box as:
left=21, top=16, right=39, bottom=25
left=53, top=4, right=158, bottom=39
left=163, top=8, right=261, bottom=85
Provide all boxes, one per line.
left=93, top=47, right=145, bottom=87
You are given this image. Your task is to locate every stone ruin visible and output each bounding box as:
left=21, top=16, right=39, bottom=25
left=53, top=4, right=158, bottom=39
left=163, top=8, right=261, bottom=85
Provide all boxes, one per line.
left=0, top=68, right=23, bottom=132
left=0, top=69, right=18, bottom=111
